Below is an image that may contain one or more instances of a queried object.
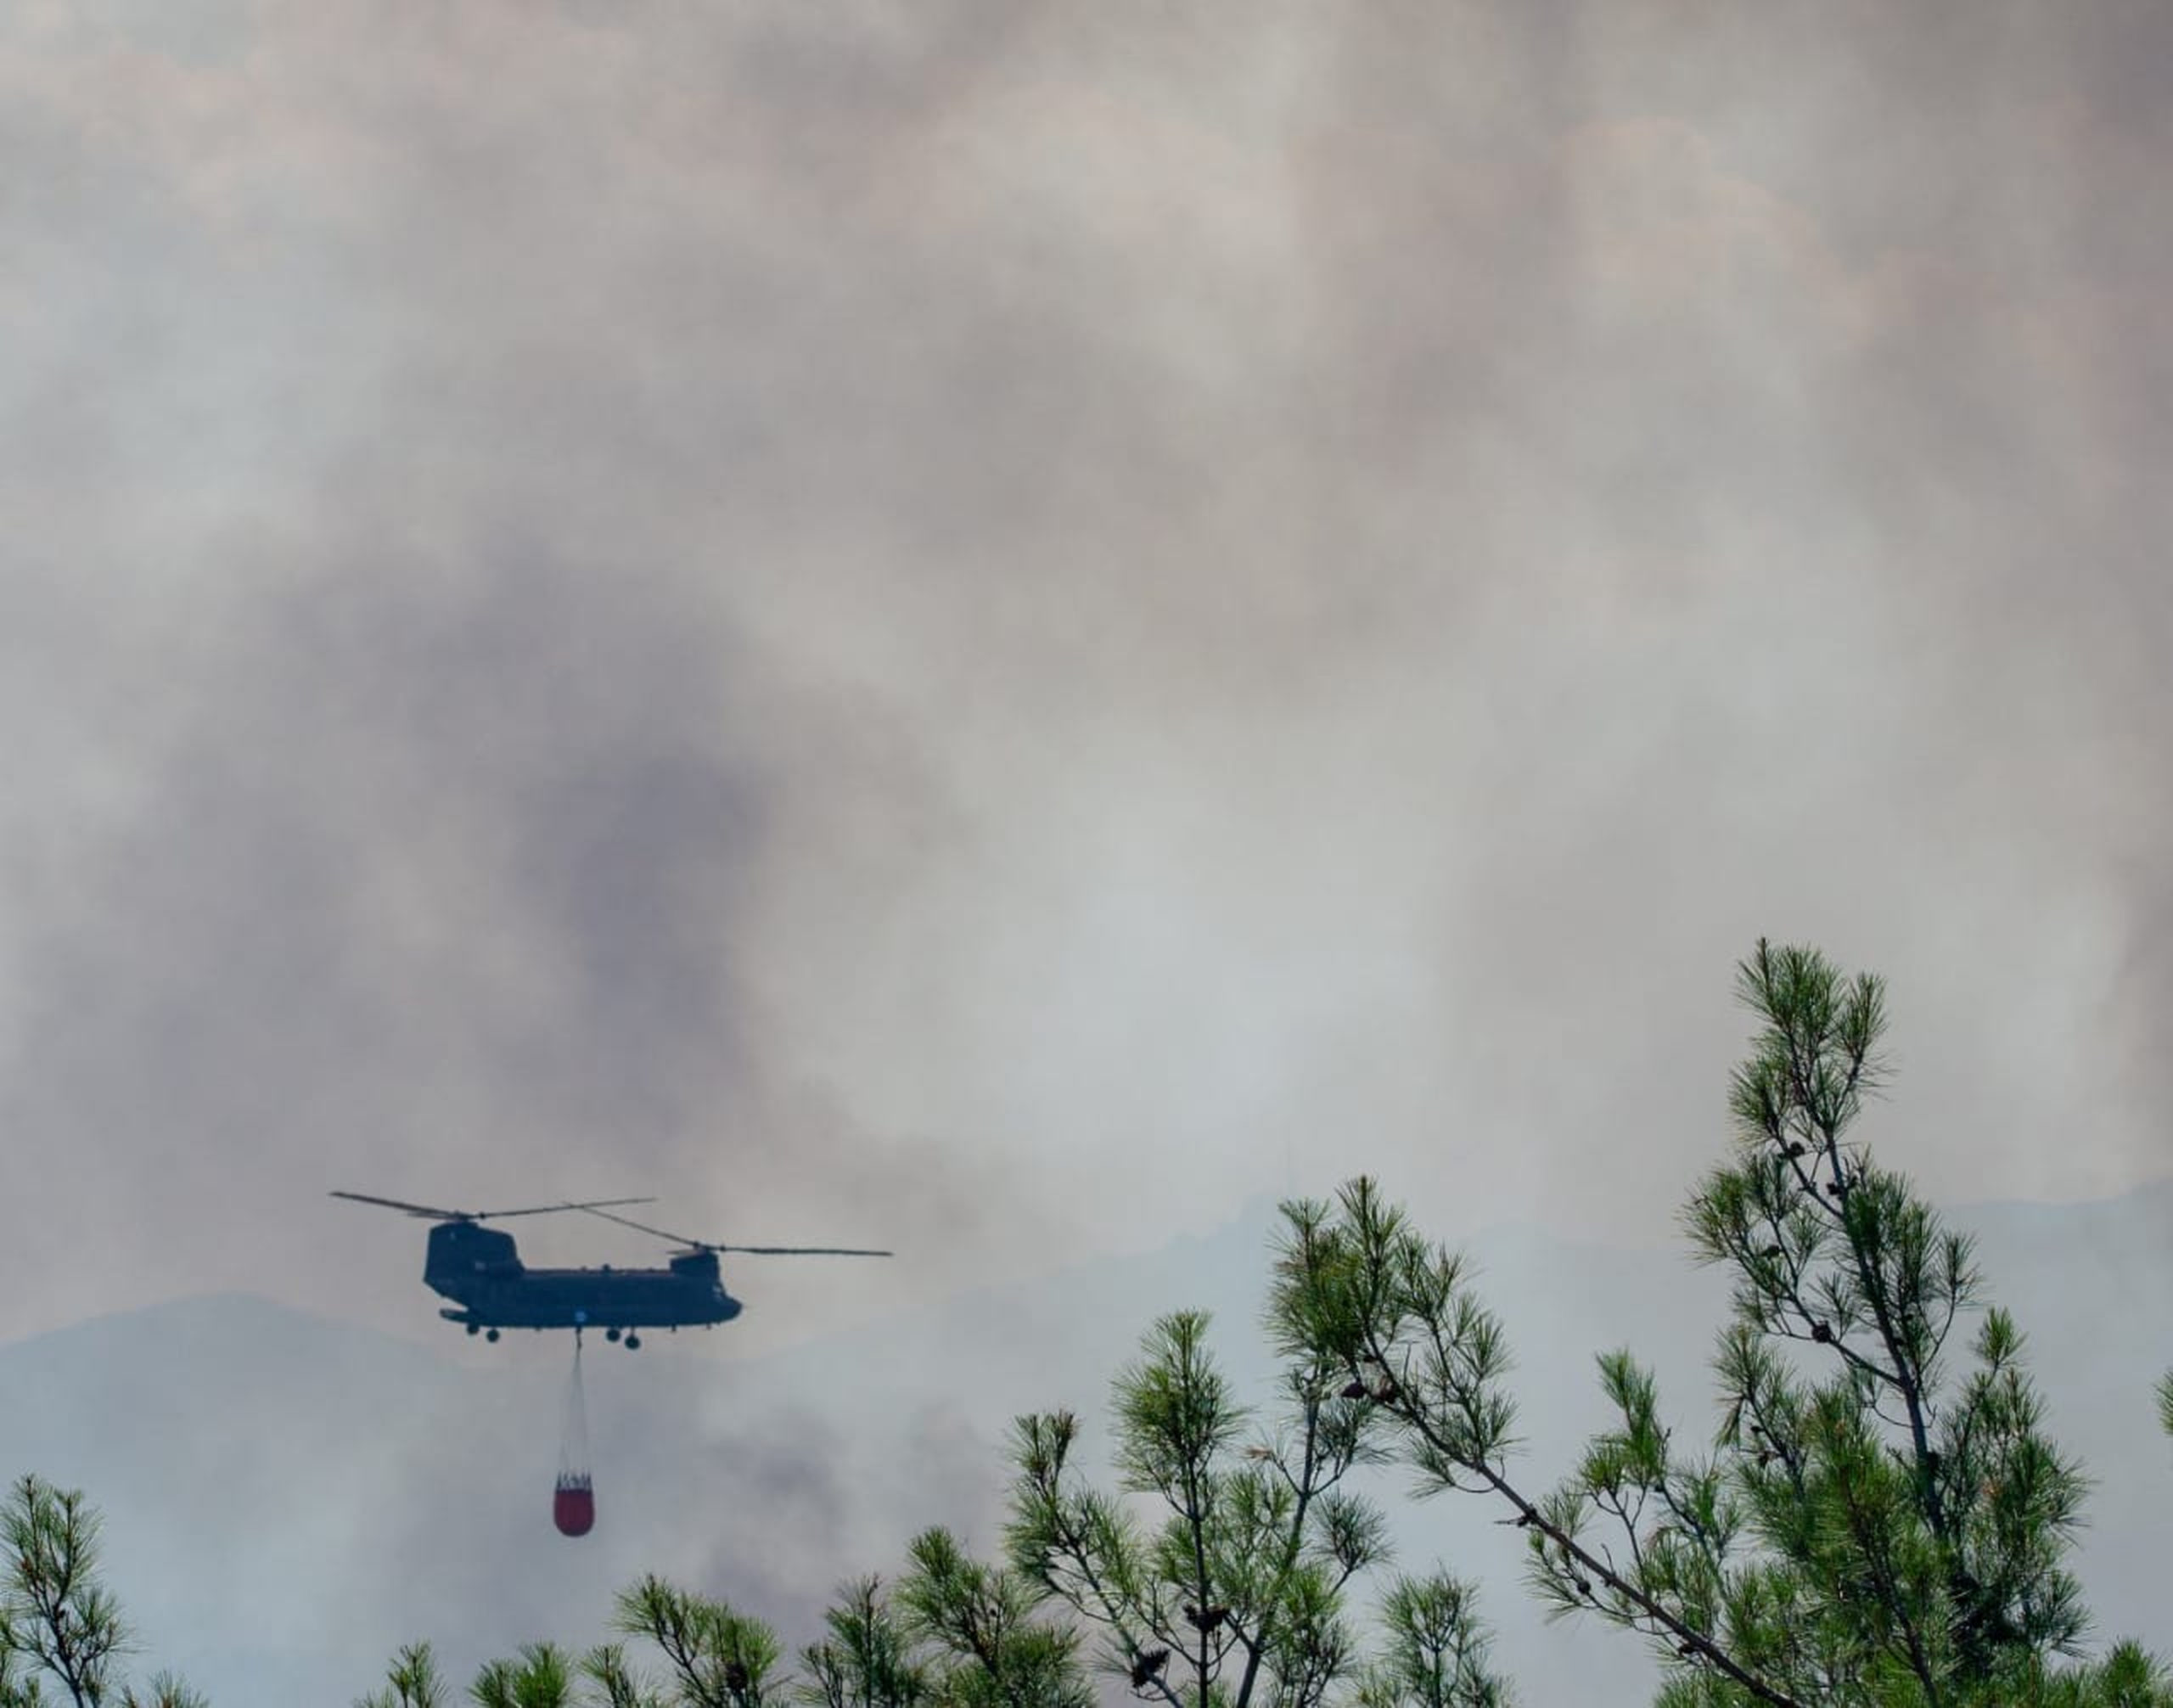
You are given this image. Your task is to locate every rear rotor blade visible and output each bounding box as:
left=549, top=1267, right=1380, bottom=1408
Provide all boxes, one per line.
left=717, top=1244, right=893, bottom=1257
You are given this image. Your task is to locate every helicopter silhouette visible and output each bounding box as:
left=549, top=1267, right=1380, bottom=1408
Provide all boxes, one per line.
left=332, top=1191, right=891, bottom=1349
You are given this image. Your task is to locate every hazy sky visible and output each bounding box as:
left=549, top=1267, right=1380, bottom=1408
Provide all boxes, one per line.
left=3, top=0, right=2170, bottom=1350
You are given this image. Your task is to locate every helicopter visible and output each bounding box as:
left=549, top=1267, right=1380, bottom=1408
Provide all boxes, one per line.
left=332, top=1191, right=891, bottom=1349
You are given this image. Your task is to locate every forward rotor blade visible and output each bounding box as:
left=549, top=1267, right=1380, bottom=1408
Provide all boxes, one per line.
left=331, top=1191, right=654, bottom=1222
left=330, top=1190, right=466, bottom=1219
left=574, top=1205, right=890, bottom=1256
left=475, top=1197, right=657, bottom=1219
left=574, top=1205, right=705, bottom=1245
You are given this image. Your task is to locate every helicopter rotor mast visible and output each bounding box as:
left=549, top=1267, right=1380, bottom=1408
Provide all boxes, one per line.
left=574, top=1204, right=891, bottom=1258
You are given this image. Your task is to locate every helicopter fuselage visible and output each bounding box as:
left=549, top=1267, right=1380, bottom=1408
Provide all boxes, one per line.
left=424, top=1220, right=740, bottom=1333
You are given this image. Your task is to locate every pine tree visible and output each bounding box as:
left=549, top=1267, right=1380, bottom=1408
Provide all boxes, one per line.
left=353, top=1642, right=448, bottom=1708
left=1269, top=941, right=2173, bottom=1707
left=890, top=1526, right=1093, bottom=1708
left=0, top=1474, right=205, bottom=1708
left=800, top=1577, right=928, bottom=1708
left=390, top=1542, right=1089, bottom=1708
left=1003, top=1306, right=1513, bottom=1708
left=469, top=1643, right=581, bottom=1708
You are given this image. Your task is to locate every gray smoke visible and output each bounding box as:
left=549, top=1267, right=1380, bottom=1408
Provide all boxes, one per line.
left=3, top=3, right=2167, bottom=1366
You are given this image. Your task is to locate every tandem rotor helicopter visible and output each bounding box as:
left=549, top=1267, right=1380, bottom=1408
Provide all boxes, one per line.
left=332, top=1191, right=892, bottom=1349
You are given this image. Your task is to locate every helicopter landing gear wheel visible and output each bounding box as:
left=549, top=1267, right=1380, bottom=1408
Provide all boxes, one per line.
left=466, top=1322, right=480, bottom=1336
left=486, top=1328, right=500, bottom=1343
left=605, top=1327, right=621, bottom=1343
left=624, top=1333, right=641, bottom=1351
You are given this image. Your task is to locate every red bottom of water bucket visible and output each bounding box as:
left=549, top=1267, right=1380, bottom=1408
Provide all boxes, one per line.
left=553, top=1480, right=594, bottom=1537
